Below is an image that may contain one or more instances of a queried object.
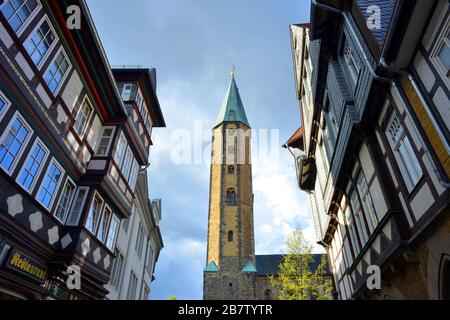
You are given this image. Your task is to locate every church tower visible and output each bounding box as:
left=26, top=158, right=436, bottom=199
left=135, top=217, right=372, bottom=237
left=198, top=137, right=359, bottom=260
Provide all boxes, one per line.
left=203, top=71, right=257, bottom=300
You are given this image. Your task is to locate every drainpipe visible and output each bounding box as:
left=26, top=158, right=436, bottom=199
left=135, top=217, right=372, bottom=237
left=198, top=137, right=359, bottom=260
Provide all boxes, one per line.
left=311, top=0, right=450, bottom=189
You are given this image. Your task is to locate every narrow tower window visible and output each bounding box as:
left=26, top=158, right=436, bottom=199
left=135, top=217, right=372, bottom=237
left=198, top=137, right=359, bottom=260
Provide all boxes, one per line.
left=228, top=165, right=235, bottom=174
left=228, top=231, right=233, bottom=242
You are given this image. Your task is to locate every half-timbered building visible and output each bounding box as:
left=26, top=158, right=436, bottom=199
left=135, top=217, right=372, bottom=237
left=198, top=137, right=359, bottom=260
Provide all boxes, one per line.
left=0, top=0, right=165, bottom=300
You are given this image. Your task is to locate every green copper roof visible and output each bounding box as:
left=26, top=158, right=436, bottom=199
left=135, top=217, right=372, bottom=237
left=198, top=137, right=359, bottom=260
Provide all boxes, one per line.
left=241, top=261, right=257, bottom=273
left=204, top=261, right=220, bottom=272
left=215, top=77, right=250, bottom=128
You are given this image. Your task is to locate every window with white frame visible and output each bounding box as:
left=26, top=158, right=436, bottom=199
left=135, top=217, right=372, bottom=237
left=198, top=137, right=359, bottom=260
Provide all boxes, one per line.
left=110, top=249, right=124, bottom=288
left=432, top=19, right=450, bottom=81
left=106, top=215, right=119, bottom=251
left=44, top=50, right=70, bottom=94
left=127, top=271, right=138, bottom=300
left=0, top=114, right=32, bottom=174
left=344, top=206, right=361, bottom=258
left=355, top=171, right=378, bottom=233
left=86, top=194, right=103, bottom=234
left=349, top=188, right=369, bottom=246
left=0, top=92, right=11, bottom=122
left=113, top=132, right=127, bottom=167
left=97, top=206, right=112, bottom=243
left=73, top=99, right=93, bottom=138
left=135, top=223, right=144, bottom=256
left=96, top=127, right=114, bottom=156
left=121, top=84, right=132, bottom=101
left=36, top=160, right=63, bottom=210
left=343, top=38, right=360, bottom=87
left=0, top=0, right=39, bottom=34
left=66, top=187, right=88, bottom=226
left=145, top=116, right=153, bottom=136
left=54, top=178, right=75, bottom=223
left=17, top=139, right=48, bottom=193
left=386, top=113, right=423, bottom=192
left=24, top=18, right=56, bottom=66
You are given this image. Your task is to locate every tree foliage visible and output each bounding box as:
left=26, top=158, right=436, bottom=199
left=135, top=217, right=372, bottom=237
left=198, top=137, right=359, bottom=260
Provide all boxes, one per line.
left=270, top=227, right=332, bottom=300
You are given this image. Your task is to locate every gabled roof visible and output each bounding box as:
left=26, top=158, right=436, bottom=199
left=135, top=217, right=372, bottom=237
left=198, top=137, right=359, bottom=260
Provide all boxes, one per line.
left=215, top=77, right=250, bottom=128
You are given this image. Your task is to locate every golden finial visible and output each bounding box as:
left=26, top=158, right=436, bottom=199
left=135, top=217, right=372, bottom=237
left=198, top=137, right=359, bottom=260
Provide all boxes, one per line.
left=230, top=65, right=236, bottom=78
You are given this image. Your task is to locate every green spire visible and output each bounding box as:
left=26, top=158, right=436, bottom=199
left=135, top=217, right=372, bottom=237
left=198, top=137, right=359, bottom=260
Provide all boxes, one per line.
left=215, top=73, right=250, bottom=128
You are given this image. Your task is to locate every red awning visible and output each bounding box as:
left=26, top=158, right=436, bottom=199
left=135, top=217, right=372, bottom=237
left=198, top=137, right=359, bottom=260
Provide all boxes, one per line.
left=286, top=128, right=304, bottom=150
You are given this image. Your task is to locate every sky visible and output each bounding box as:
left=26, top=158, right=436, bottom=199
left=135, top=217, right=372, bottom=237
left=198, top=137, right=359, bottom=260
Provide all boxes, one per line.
left=87, top=0, right=317, bottom=300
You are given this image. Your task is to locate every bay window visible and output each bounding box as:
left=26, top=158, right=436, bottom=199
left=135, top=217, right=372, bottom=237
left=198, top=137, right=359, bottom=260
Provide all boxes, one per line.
left=114, top=132, right=127, bottom=167
left=349, top=189, right=369, bottom=246
left=128, top=160, right=139, bottom=191
left=96, top=127, right=114, bottom=156
left=106, top=215, right=119, bottom=251
left=121, top=84, right=132, bottom=101
left=66, top=187, right=88, bottom=226
left=121, top=147, right=132, bottom=180
left=355, top=172, right=378, bottom=233
left=97, top=206, right=112, bottom=243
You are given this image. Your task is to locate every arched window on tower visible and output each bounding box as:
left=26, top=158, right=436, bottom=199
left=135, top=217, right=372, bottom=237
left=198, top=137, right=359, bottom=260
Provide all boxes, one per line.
left=228, top=231, right=233, bottom=242
left=228, top=165, right=235, bottom=174
left=226, top=188, right=236, bottom=204
left=263, top=289, right=273, bottom=300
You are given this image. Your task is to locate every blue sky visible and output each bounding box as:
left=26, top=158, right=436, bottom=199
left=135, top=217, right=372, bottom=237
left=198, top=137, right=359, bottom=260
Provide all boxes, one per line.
left=87, top=0, right=315, bottom=300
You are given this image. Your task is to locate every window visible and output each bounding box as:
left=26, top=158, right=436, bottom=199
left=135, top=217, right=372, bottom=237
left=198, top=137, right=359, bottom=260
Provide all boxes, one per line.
left=0, top=114, right=31, bottom=174
left=344, top=206, right=361, bottom=257
left=106, top=215, right=119, bottom=251
left=147, top=245, right=154, bottom=274
left=128, top=160, right=139, bottom=191
left=145, top=117, right=153, bottom=136
left=114, top=132, right=126, bottom=167
left=17, top=139, right=48, bottom=192
left=226, top=188, right=236, bottom=203
left=0, top=96, right=7, bottom=116
left=349, top=187, right=369, bottom=246
left=1, top=0, right=39, bottom=33
left=343, top=38, right=360, bottom=87
left=86, top=194, right=103, bottom=234
left=386, top=113, right=423, bottom=192
left=121, top=84, right=132, bottom=101
left=121, top=147, right=133, bottom=179
left=228, top=165, right=235, bottom=174
left=97, top=206, right=112, bottom=243
left=44, top=50, right=70, bottom=94
left=228, top=231, right=234, bottom=242
left=96, top=127, right=114, bottom=156
left=36, top=160, right=63, bottom=210
left=135, top=223, right=145, bottom=256
left=54, top=179, right=75, bottom=223
left=73, top=99, right=93, bottom=138
left=110, top=249, right=124, bottom=288
left=355, top=172, right=378, bottom=233
left=66, top=187, right=88, bottom=226
left=24, top=18, right=56, bottom=66
left=127, top=271, right=138, bottom=300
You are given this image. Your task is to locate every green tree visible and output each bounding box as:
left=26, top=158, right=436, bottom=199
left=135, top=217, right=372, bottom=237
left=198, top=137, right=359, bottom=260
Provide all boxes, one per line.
left=168, top=295, right=177, bottom=300
left=270, top=227, right=332, bottom=300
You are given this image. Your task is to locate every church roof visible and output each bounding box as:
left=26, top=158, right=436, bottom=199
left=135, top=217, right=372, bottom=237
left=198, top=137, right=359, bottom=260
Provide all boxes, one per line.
left=215, top=77, right=250, bottom=128
left=255, top=254, right=328, bottom=276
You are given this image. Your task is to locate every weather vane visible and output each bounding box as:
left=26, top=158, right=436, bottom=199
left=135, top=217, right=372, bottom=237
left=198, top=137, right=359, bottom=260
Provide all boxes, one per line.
left=230, top=65, right=236, bottom=78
